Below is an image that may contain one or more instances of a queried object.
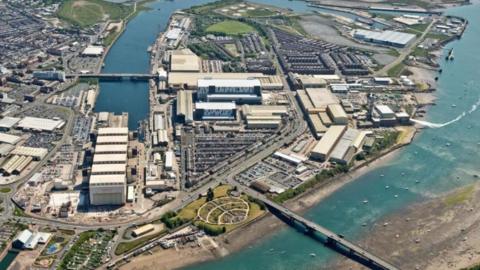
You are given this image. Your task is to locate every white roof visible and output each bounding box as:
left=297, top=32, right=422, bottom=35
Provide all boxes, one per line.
left=82, top=46, right=104, bottom=56
left=15, top=229, right=33, bottom=244
left=90, top=174, right=126, bottom=184
left=165, top=151, right=173, bottom=168
left=0, top=133, right=20, bottom=145
left=273, top=151, right=305, bottom=165
left=195, top=102, right=236, bottom=110
left=354, top=29, right=415, bottom=46
left=312, top=125, right=347, bottom=156
left=91, top=163, right=126, bottom=174
left=93, top=154, right=127, bottom=163
left=375, top=104, right=395, bottom=115
left=27, top=173, right=43, bottom=184
left=166, top=28, right=181, bottom=40
left=95, top=144, right=128, bottom=153
left=96, top=135, right=128, bottom=144
left=98, top=127, right=128, bottom=135
left=12, top=146, right=48, bottom=158
left=198, top=79, right=261, bottom=88
left=36, top=232, right=52, bottom=244
left=0, top=117, right=21, bottom=129
left=17, top=117, right=64, bottom=131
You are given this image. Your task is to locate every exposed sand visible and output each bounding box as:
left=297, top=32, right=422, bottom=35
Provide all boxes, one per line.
left=121, top=148, right=405, bottom=270
left=331, top=183, right=480, bottom=270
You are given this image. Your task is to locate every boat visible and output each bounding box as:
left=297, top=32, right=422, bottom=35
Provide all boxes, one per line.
left=445, top=142, right=451, bottom=147
left=363, top=200, right=368, bottom=204
left=415, top=180, right=420, bottom=183
left=394, top=194, right=399, bottom=198
left=385, top=185, right=390, bottom=189
left=446, top=48, right=454, bottom=61
left=451, top=104, right=457, bottom=107
left=310, top=253, right=316, bottom=257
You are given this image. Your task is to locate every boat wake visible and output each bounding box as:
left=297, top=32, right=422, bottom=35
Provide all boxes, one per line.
left=411, top=97, right=480, bottom=128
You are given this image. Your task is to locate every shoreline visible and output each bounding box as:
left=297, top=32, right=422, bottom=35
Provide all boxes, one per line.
left=120, top=138, right=412, bottom=270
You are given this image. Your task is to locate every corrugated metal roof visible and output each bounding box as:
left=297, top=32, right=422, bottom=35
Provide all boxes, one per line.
left=198, top=79, right=260, bottom=88
left=311, top=125, right=347, bottom=157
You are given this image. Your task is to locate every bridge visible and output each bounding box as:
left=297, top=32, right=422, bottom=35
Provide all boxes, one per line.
left=66, top=73, right=157, bottom=81
left=236, top=185, right=400, bottom=270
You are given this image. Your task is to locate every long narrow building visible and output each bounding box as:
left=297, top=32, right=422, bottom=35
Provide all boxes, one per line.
left=89, top=127, right=129, bottom=206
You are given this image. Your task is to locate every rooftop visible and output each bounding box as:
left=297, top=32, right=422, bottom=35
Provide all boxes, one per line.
left=17, top=117, right=64, bottom=131
left=195, top=102, right=236, bottom=110
left=198, top=78, right=261, bottom=88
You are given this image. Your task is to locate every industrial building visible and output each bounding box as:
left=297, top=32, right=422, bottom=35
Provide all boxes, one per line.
left=11, top=146, right=48, bottom=160
left=11, top=230, right=51, bottom=250
left=329, top=128, right=361, bottom=165
left=132, top=224, right=155, bottom=237
left=17, top=117, right=65, bottom=132
left=0, top=117, right=20, bottom=131
left=327, top=104, right=348, bottom=125
left=242, top=105, right=288, bottom=129
left=168, top=72, right=282, bottom=90
left=0, top=133, right=20, bottom=145
left=194, top=102, right=236, bottom=120
left=310, top=125, right=347, bottom=161
left=176, top=90, right=193, bottom=123
left=197, top=79, right=262, bottom=104
left=32, top=70, right=66, bottom=81
left=169, top=50, right=201, bottom=72
left=81, top=46, right=104, bottom=56
left=89, top=127, right=129, bottom=206
left=353, top=29, right=416, bottom=48
left=372, top=104, right=398, bottom=126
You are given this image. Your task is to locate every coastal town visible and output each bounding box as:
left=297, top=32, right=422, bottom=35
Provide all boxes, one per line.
left=0, top=0, right=477, bottom=270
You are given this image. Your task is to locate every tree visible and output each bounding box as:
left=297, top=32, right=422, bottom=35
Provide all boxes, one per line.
left=206, top=188, right=214, bottom=202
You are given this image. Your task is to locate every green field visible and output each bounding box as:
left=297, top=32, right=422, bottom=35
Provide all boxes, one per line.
left=206, top=20, right=255, bottom=35
left=0, top=187, right=11, bottom=193
left=57, top=0, right=133, bottom=27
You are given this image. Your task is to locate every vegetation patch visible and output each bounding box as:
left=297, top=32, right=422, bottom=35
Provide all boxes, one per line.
left=115, top=231, right=166, bottom=255
left=57, top=0, right=133, bottom=28
left=0, top=187, right=11, bottom=193
left=444, top=185, right=475, bottom=206
left=206, top=20, right=255, bottom=35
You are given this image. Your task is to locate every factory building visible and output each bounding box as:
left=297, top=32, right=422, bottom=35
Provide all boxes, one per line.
left=197, top=79, right=262, bottom=104
left=327, top=104, right=348, bottom=125
left=169, top=50, right=201, bottom=72
left=372, top=104, right=398, bottom=127
left=176, top=90, right=193, bottom=124
left=242, top=105, right=288, bottom=129
left=168, top=72, right=283, bottom=90
left=329, top=128, right=362, bottom=165
left=17, top=117, right=65, bottom=132
left=353, top=29, right=416, bottom=48
left=194, top=102, right=236, bottom=120
left=0, top=117, right=21, bottom=131
left=310, top=125, right=347, bottom=161
left=81, top=46, right=104, bottom=57
left=11, top=146, right=48, bottom=160
left=89, top=127, right=128, bottom=206
left=33, top=70, right=66, bottom=81
left=0, top=133, right=20, bottom=145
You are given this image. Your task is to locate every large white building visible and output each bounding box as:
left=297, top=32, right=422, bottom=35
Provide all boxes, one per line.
left=33, top=70, right=66, bottom=81
left=89, top=127, right=129, bottom=206
left=353, top=29, right=416, bottom=48
left=197, top=79, right=262, bottom=104
left=195, top=102, right=236, bottom=120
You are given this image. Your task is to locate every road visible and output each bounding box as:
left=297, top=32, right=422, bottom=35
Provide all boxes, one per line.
left=377, top=19, right=437, bottom=76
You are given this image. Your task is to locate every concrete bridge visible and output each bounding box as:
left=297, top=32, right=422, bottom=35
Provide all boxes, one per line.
left=66, top=73, right=157, bottom=81
left=237, top=186, right=400, bottom=270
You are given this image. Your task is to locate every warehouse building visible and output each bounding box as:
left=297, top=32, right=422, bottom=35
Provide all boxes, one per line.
left=17, top=117, right=65, bottom=132
left=372, top=104, right=397, bottom=126
left=353, top=29, right=416, bottom=48
left=132, top=224, right=155, bottom=237
left=195, top=102, right=236, bottom=120
left=310, top=125, right=347, bottom=161
left=0, top=133, right=20, bottom=145
left=327, top=104, right=348, bottom=125
left=89, top=127, right=128, bottom=206
left=197, top=79, right=262, bottom=104
left=82, top=46, right=104, bottom=57
left=176, top=90, right=193, bottom=123
left=242, top=105, right=287, bottom=129
left=169, top=50, right=201, bottom=72
left=168, top=72, right=282, bottom=90
left=11, top=146, right=48, bottom=160
left=0, top=117, right=20, bottom=131
left=329, top=128, right=361, bottom=165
